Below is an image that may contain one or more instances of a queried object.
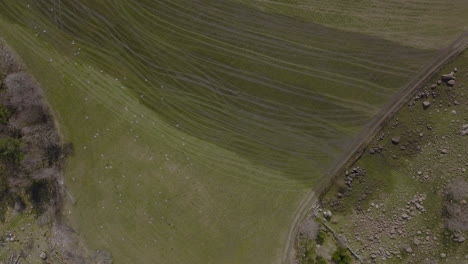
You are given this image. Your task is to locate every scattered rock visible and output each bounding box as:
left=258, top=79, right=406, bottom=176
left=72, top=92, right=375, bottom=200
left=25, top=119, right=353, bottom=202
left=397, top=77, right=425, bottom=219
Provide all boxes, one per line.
left=447, top=80, right=456, bottom=86
left=5, top=232, right=15, bottom=242
left=441, top=73, right=455, bottom=82
left=401, top=213, right=409, bottom=219
left=323, top=210, right=332, bottom=219
left=40, top=252, right=47, bottom=260
left=343, top=166, right=366, bottom=187
left=440, top=253, right=446, bottom=259
left=422, top=101, right=431, bottom=108
left=405, top=247, right=413, bottom=253
left=461, top=124, right=468, bottom=136
left=392, top=137, right=400, bottom=145
left=440, top=149, right=448, bottom=154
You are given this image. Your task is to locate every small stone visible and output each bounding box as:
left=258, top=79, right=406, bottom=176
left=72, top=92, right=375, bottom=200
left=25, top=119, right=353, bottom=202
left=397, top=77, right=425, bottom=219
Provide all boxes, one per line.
left=401, top=213, right=409, bottom=219
left=447, top=79, right=456, bottom=86
left=430, top=84, right=437, bottom=89
left=405, top=247, right=413, bottom=253
left=440, top=149, right=448, bottom=154
left=440, top=253, right=446, bottom=259
left=419, top=132, right=424, bottom=138
left=323, top=210, right=332, bottom=219
left=40, top=252, right=47, bottom=260
left=392, top=137, right=400, bottom=145
left=454, top=67, right=458, bottom=73
left=423, top=101, right=431, bottom=108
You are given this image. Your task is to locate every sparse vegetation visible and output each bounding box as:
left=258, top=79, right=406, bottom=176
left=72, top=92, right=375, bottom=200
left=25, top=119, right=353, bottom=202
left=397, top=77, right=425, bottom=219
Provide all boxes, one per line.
left=331, top=248, right=352, bottom=264
left=316, top=230, right=326, bottom=245
left=297, top=52, right=468, bottom=263
left=0, top=104, right=11, bottom=124
left=0, top=136, right=22, bottom=166
left=28, top=179, right=53, bottom=215
left=314, top=256, right=328, bottom=264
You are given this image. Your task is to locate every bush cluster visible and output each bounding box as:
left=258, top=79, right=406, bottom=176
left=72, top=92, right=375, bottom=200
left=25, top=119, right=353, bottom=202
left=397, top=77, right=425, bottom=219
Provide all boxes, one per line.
left=331, top=248, right=352, bottom=264
left=0, top=105, right=11, bottom=124
left=0, top=136, right=23, bottom=166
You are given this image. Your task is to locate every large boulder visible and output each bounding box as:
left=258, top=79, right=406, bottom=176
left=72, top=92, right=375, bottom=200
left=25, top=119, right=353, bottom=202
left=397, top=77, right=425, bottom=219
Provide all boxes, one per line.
left=441, top=73, right=455, bottom=82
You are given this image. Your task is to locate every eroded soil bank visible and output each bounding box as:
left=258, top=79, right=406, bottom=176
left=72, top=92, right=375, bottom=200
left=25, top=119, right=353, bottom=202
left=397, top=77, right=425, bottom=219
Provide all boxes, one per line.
left=295, top=52, right=468, bottom=264
left=0, top=42, right=109, bottom=263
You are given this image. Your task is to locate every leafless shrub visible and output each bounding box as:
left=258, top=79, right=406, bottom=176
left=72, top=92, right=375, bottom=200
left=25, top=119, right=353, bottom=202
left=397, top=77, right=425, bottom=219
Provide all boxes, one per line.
left=31, top=167, right=60, bottom=181
left=298, top=216, right=320, bottom=239
left=9, top=105, right=48, bottom=129
left=445, top=180, right=468, bottom=232
left=4, top=72, right=43, bottom=106
left=0, top=44, right=20, bottom=76
left=20, top=151, right=46, bottom=174
left=446, top=203, right=468, bottom=232
left=14, top=197, right=26, bottom=213
left=446, top=180, right=468, bottom=201
left=52, top=223, right=89, bottom=264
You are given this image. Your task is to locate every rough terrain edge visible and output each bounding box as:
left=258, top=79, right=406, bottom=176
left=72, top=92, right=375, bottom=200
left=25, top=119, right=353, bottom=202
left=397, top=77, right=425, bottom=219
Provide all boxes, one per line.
left=0, top=38, right=110, bottom=264
left=283, top=32, right=468, bottom=264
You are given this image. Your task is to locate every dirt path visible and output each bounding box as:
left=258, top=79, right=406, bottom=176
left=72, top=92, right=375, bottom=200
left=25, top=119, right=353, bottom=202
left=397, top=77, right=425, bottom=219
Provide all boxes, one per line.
left=282, top=32, right=468, bottom=264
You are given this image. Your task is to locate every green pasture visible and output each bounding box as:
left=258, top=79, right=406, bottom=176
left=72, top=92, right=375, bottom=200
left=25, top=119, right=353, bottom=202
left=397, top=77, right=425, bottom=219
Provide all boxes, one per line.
left=0, top=1, right=467, bottom=263
left=235, top=0, right=468, bottom=49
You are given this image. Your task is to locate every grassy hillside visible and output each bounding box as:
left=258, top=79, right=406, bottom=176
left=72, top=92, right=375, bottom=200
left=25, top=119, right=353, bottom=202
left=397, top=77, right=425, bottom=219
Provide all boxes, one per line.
left=0, top=1, right=467, bottom=263
left=235, top=0, right=468, bottom=49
